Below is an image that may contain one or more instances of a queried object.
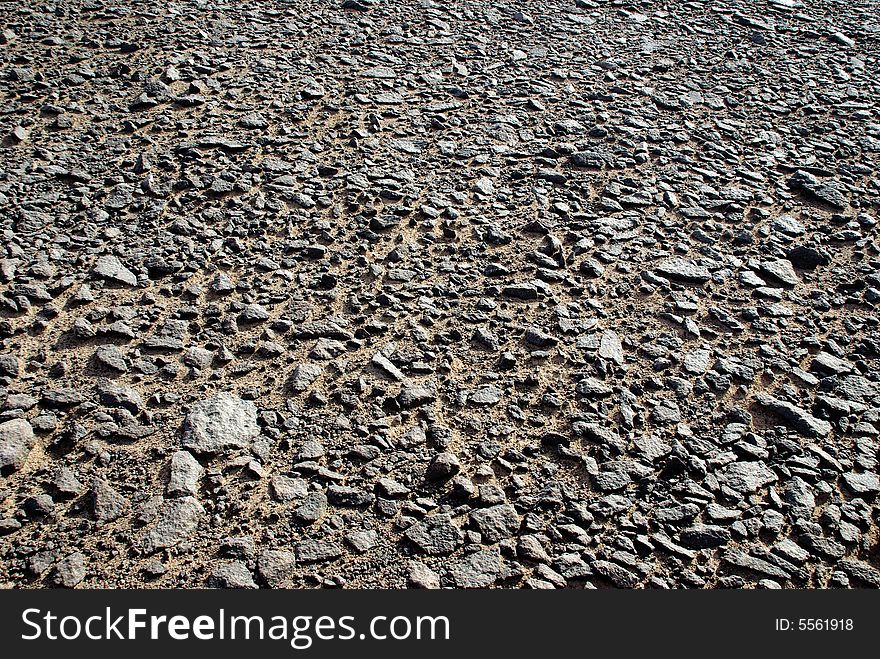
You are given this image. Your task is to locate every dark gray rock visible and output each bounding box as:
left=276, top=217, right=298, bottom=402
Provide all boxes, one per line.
left=405, top=514, right=463, bottom=555
left=448, top=548, right=503, bottom=588
left=469, top=504, right=519, bottom=543
left=754, top=394, right=832, bottom=437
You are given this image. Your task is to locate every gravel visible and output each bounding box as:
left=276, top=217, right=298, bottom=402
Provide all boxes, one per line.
left=0, top=0, right=878, bottom=590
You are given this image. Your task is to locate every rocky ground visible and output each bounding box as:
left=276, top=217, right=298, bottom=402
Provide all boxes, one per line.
left=1, top=0, right=879, bottom=589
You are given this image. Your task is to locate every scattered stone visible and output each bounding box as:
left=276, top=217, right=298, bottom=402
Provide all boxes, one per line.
left=448, top=548, right=503, bottom=588
left=408, top=561, right=440, bottom=589
left=719, top=461, right=777, bottom=493
left=90, top=477, right=128, bottom=522
left=754, top=394, right=832, bottom=437
left=296, top=539, right=343, bottom=563
left=470, top=504, right=519, bottom=543
left=258, top=550, right=297, bottom=588
left=53, top=552, right=87, bottom=588
left=655, top=258, right=710, bottom=284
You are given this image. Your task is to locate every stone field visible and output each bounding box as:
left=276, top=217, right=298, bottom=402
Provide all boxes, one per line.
left=1, top=0, right=880, bottom=589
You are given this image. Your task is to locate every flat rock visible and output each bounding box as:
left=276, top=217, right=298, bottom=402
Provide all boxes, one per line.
left=91, top=255, right=138, bottom=286
left=718, top=461, right=777, bottom=493
left=405, top=514, right=463, bottom=555
left=181, top=393, right=259, bottom=454
left=469, top=504, right=520, bottom=543
left=754, top=394, right=832, bottom=437
left=448, top=548, right=503, bottom=588
left=0, top=419, right=36, bottom=472
left=142, top=497, right=205, bottom=553
left=655, top=258, right=710, bottom=283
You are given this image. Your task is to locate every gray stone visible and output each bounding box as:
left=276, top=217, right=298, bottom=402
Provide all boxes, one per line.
left=271, top=475, right=308, bottom=502
left=782, top=477, right=816, bottom=519
left=288, top=363, right=323, bottom=391
left=143, top=497, right=205, bottom=553
left=207, top=562, right=258, bottom=589
left=679, top=524, right=731, bottom=549
left=760, top=259, right=799, bottom=286
left=53, top=552, right=87, bottom=588
left=0, top=354, right=20, bottom=377
left=405, top=514, right=463, bottom=555
left=167, top=451, right=203, bottom=497
left=294, top=492, right=328, bottom=523
left=719, top=461, right=777, bottom=493
left=258, top=550, right=297, bottom=588
left=425, top=452, right=461, bottom=481
left=598, top=330, right=624, bottom=364
left=181, top=393, right=259, bottom=454
left=408, top=561, right=440, bottom=588
left=754, top=394, right=832, bottom=437
left=469, top=504, right=519, bottom=543
left=94, top=344, right=128, bottom=372
left=397, top=385, right=436, bottom=408
left=91, top=255, right=137, bottom=286
left=655, top=258, right=710, bottom=283
left=722, top=548, right=790, bottom=579
left=296, top=540, right=343, bottom=563
left=837, top=559, right=880, bottom=588
left=842, top=471, right=879, bottom=496
left=90, top=477, right=128, bottom=522
left=345, top=530, right=378, bottom=553
left=469, top=385, right=503, bottom=405
left=592, top=560, right=639, bottom=587
left=448, top=548, right=503, bottom=588
left=0, top=419, right=35, bottom=472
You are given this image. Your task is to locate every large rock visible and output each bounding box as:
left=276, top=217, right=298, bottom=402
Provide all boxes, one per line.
left=288, top=363, right=323, bottom=391
left=754, top=394, right=832, bottom=437
left=181, top=393, right=259, bottom=454
left=53, top=552, right=87, bottom=588
left=655, top=258, right=711, bottom=284
left=718, top=461, right=777, bottom=493
left=167, top=451, right=203, bottom=497
left=0, top=419, right=36, bottom=473
left=207, top=562, right=258, bottom=589
left=448, top=548, right=503, bottom=588
left=258, top=550, right=297, bottom=588
left=405, top=514, right=463, bottom=555
left=142, top=497, right=205, bottom=554
left=90, top=477, right=128, bottom=522
left=91, top=254, right=138, bottom=286
left=470, top=504, right=520, bottom=543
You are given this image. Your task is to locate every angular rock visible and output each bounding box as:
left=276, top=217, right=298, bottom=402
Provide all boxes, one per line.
left=91, top=255, right=137, bottom=286
left=143, top=497, right=205, bottom=554
left=754, top=394, right=832, bottom=437
left=181, top=393, right=259, bottom=454
left=405, top=514, right=463, bottom=555
left=167, top=451, right=203, bottom=497
left=0, top=419, right=36, bottom=473
left=469, top=504, right=519, bottom=543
